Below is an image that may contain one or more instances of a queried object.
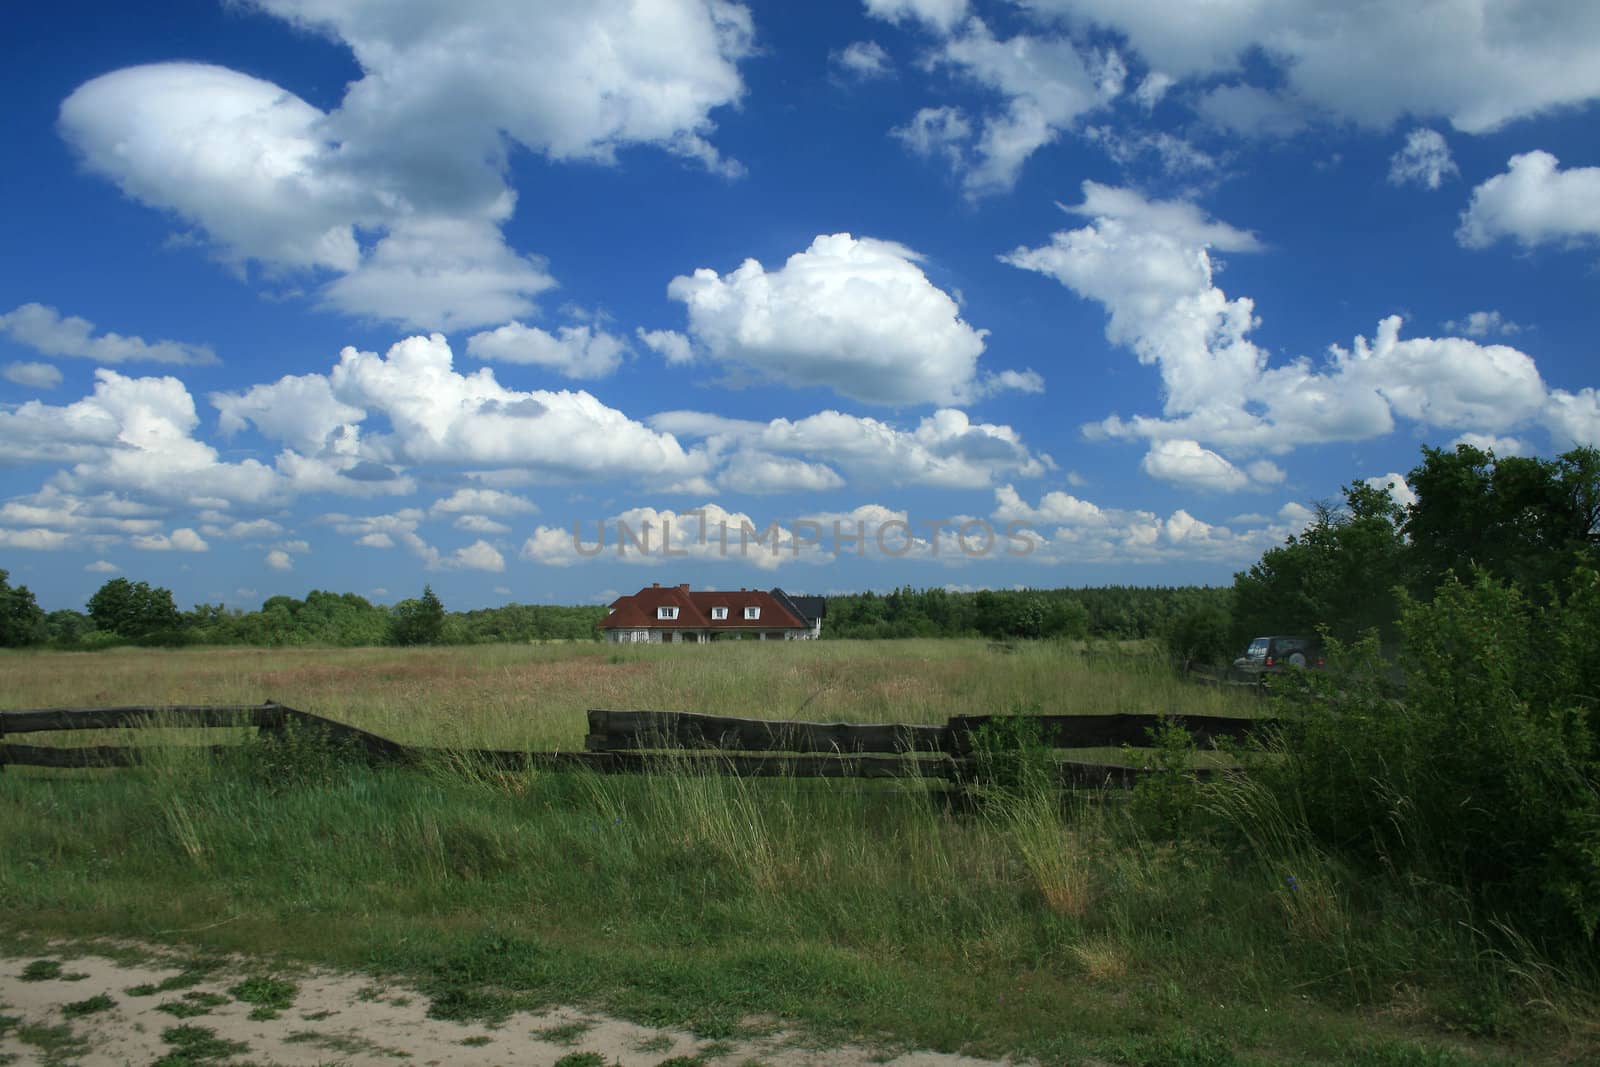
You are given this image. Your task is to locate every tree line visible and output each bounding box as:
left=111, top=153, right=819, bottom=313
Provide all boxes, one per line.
left=0, top=578, right=608, bottom=649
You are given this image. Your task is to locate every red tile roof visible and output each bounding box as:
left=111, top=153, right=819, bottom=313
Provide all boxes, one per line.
left=598, top=584, right=805, bottom=631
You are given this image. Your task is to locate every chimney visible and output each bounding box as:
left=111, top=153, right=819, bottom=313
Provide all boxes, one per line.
left=651, top=582, right=660, bottom=588
left=678, top=583, right=690, bottom=592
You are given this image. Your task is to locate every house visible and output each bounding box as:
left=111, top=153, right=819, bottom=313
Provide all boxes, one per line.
left=598, top=583, right=824, bottom=643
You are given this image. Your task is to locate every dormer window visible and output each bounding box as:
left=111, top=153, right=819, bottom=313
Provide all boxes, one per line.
left=711, top=606, right=728, bottom=620
left=657, top=606, right=679, bottom=620
left=744, top=606, right=760, bottom=620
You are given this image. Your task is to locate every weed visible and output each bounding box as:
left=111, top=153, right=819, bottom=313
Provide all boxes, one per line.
left=19, top=960, right=74, bottom=982
left=459, top=1035, right=493, bottom=1047
left=656, top=1057, right=708, bottom=1067
left=125, top=960, right=225, bottom=997
left=15, top=1021, right=91, bottom=1067
left=698, top=1041, right=736, bottom=1059
left=228, top=976, right=297, bottom=1013
left=634, top=1034, right=675, bottom=1053
left=155, top=1024, right=250, bottom=1066
left=60, top=993, right=115, bottom=1018
left=300, top=1009, right=336, bottom=1021
left=534, top=1020, right=594, bottom=1046
left=0, top=1014, right=18, bottom=1038
left=552, top=1054, right=608, bottom=1067
left=284, top=1029, right=409, bottom=1058
left=157, top=991, right=231, bottom=1018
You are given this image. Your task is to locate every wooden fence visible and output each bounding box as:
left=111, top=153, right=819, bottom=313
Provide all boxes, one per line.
left=0, top=702, right=1280, bottom=789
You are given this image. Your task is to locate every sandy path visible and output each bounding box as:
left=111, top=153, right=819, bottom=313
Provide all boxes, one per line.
left=0, top=945, right=1014, bottom=1067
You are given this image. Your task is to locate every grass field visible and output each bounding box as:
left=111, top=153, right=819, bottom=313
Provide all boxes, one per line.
left=1, top=640, right=1591, bottom=1065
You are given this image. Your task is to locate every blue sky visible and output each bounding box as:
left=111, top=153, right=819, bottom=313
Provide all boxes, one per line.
left=3, top=0, right=1598, bottom=612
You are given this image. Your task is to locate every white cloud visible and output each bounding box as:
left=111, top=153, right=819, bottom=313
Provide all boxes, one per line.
left=1442, top=310, right=1522, bottom=338
left=85, top=560, right=119, bottom=573
left=132, top=527, right=209, bottom=552
left=1458, top=151, right=1600, bottom=250
left=924, top=20, right=1110, bottom=196
left=1006, top=183, right=1569, bottom=463
left=892, top=106, right=973, bottom=172
left=654, top=406, right=1050, bottom=489
left=1544, top=388, right=1600, bottom=448
left=327, top=507, right=503, bottom=570
left=1450, top=432, right=1528, bottom=457
left=1140, top=439, right=1250, bottom=492
left=1021, top=0, right=1600, bottom=133
left=1388, top=128, right=1458, bottom=190
left=668, top=233, right=1036, bottom=406
left=59, top=2, right=753, bottom=329
left=863, top=0, right=968, bottom=33
left=329, top=334, right=706, bottom=479
left=636, top=328, right=695, bottom=365
left=265, top=548, right=293, bottom=570
left=454, top=514, right=513, bottom=534
left=431, top=488, right=537, bottom=515
left=466, top=322, right=627, bottom=379
left=833, top=41, right=893, bottom=79
left=0, top=304, right=217, bottom=365
left=212, top=373, right=365, bottom=455
left=0, top=528, right=72, bottom=550
left=1363, top=473, right=1418, bottom=509
left=718, top=453, right=846, bottom=494
left=3, top=362, right=63, bottom=389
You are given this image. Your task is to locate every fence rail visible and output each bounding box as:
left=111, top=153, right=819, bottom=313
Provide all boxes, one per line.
left=0, top=702, right=1279, bottom=789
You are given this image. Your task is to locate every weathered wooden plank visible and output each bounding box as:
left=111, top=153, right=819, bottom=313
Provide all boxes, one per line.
left=0, top=704, right=281, bottom=735
left=0, top=743, right=240, bottom=768
left=945, top=713, right=1276, bottom=753
left=585, top=709, right=951, bottom=754
left=272, top=705, right=416, bottom=765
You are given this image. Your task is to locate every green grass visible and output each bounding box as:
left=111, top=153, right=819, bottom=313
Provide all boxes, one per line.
left=228, top=975, right=296, bottom=1020
left=60, top=993, right=115, bottom=1019
left=17, top=959, right=85, bottom=983
left=154, top=1024, right=249, bottom=1066
left=0, top=641, right=1592, bottom=1065
left=535, top=1020, right=595, bottom=1045
left=14, top=1021, right=90, bottom=1067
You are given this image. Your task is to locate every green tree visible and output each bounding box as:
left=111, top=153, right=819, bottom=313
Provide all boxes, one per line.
left=1405, top=443, right=1600, bottom=597
left=86, top=577, right=180, bottom=638
left=390, top=584, right=446, bottom=646
left=0, top=569, right=47, bottom=646
left=1232, top=480, right=1409, bottom=646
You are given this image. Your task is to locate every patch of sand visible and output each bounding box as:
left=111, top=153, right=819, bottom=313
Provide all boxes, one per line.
left=0, top=945, right=1014, bottom=1066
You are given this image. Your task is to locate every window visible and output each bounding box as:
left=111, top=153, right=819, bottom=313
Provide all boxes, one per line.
left=711, top=606, right=728, bottom=620
left=657, top=606, right=679, bottom=620
left=744, top=606, right=760, bottom=620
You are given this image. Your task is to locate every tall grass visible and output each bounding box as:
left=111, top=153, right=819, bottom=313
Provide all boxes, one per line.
left=0, top=638, right=1591, bottom=1063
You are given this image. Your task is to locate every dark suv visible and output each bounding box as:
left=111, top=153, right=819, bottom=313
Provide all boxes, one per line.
left=1232, top=635, right=1324, bottom=680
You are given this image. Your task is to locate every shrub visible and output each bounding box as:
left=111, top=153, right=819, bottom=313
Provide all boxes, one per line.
left=1250, top=569, right=1600, bottom=939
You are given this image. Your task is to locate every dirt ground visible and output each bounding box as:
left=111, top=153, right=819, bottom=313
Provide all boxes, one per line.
left=0, top=944, right=1016, bottom=1067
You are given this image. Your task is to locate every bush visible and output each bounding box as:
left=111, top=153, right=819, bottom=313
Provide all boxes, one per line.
left=1161, top=604, right=1234, bottom=669
left=1250, top=569, right=1600, bottom=939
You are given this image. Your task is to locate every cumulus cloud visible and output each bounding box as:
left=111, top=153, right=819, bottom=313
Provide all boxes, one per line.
left=1005, top=182, right=1576, bottom=464
left=892, top=106, right=973, bottom=172
left=1450, top=432, right=1528, bottom=457
left=636, top=328, right=695, bottom=365
left=923, top=20, right=1114, bottom=196
left=1140, top=439, right=1251, bottom=492
left=1020, top=0, right=1600, bottom=133
left=265, top=548, right=293, bottom=570
left=1387, top=128, right=1458, bottom=190
left=1442, top=310, right=1522, bottom=337
left=212, top=373, right=365, bottom=455
left=1363, top=473, right=1418, bottom=509
left=0, top=528, right=73, bottom=550
left=992, top=483, right=1313, bottom=566
left=85, top=559, right=119, bottom=573
left=4, top=362, right=63, bottom=389
left=832, top=40, right=893, bottom=79
left=59, top=2, right=754, bottom=328
left=132, top=527, right=209, bottom=552
left=0, top=303, right=217, bottom=365
left=430, top=488, right=537, bottom=515
left=653, top=406, right=1050, bottom=489
left=1458, top=151, right=1600, bottom=250
left=327, top=507, right=504, bottom=571
left=466, top=322, right=627, bottom=379
left=667, top=233, right=1039, bottom=406
left=717, top=453, right=846, bottom=494
left=1544, top=388, right=1600, bottom=448
left=863, top=0, right=968, bottom=33
left=329, top=334, right=705, bottom=479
